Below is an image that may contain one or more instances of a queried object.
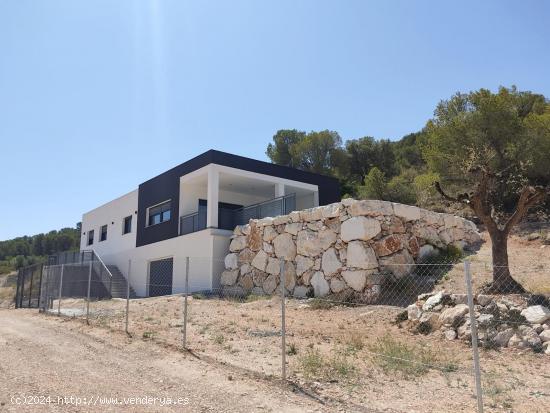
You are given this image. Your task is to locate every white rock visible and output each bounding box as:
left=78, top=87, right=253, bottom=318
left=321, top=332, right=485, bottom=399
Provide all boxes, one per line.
left=444, top=329, right=457, bottom=341
left=296, top=255, right=314, bottom=276
left=257, top=217, right=275, bottom=226
left=229, top=236, right=247, bottom=252
left=321, top=203, right=342, bottom=218
left=262, top=274, right=278, bottom=294
left=251, top=250, right=268, bottom=272
left=412, top=225, right=442, bottom=247
left=346, top=241, right=378, bottom=270
left=539, top=330, right=550, bottom=343
left=288, top=211, right=301, bottom=222
left=220, top=269, right=239, bottom=286
left=341, top=216, right=381, bottom=242
left=451, top=293, right=468, bottom=305
left=265, top=257, right=280, bottom=275
left=263, top=226, right=278, bottom=242
left=284, top=222, right=302, bottom=235
left=273, top=215, right=290, bottom=225
left=310, top=271, right=330, bottom=297
left=224, top=253, right=238, bottom=270
left=321, top=248, right=341, bottom=275
left=494, top=328, right=515, bottom=347
left=476, top=295, right=493, bottom=306
left=300, top=207, right=323, bottom=222
left=439, top=304, right=469, bottom=325
left=240, top=263, right=251, bottom=275
left=263, top=242, right=273, bottom=254
left=341, top=270, right=367, bottom=292
left=420, top=210, right=444, bottom=226
left=330, top=278, right=347, bottom=293
left=293, top=285, right=310, bottom=298
left=407, top=304, right=422, bottom=321
left=521, top=305, right=550, bottom=324
left=349, top=200, right=393, bottom=217
left=283, top=261, right=296, bottom=291
left=423, top=291, right=444, bottom=311
left=379, top=249, right=414, bottom=279
left=296, top=229, right=337, bottom=256
left=418, top=244, right=437, bottom=261
left=273, top=233, right=296, bottom=260
left=507, top=334, right=528, bottom=349
left=393, top=203, right=421, bottom=221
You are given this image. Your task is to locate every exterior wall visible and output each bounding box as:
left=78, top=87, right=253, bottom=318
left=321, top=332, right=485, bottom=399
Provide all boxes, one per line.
left=80, top=190, right=138, bottom=260
left=128, top=228, right=232, bottom=296
left=81, top=189, right=233, bottom=296
left=221, top=199, right=482, bottom=301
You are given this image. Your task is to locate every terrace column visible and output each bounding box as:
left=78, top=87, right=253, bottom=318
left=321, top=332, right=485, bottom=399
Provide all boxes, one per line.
left=275, top=182, right=285, bottom=198
left=313, top=191, right=319, bottom=207
left=207, top=166, right=219, bottom=228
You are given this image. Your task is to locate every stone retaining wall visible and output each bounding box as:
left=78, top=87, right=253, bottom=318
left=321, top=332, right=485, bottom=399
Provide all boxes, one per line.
left=221, top=199, right=481, bottom=301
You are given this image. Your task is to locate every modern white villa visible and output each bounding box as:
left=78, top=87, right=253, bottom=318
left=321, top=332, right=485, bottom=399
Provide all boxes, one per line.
left=79, top=150, right=340, bottom=297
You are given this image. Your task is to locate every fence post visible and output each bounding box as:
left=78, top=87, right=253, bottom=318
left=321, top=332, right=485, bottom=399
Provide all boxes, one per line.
left=15, top=270, right=21, bottom=309
left=464, top=260, right=484, bottom=413
left=125, top=259, right=131, bottom=334
left=27, top=268, right=34, bottom=308
left=86, top=261, right=92, bottom=324
left=58, top=264, right=64, bottom=316
left=37, top=264, right=44, bottom=309
left=183, top=256, right=189, bottom=349
left=280, top=259, right=286, bottom=382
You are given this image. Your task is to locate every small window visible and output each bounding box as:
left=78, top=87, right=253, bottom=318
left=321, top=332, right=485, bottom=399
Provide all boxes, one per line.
left=87, top=230, right=94, bottom=246
left=147, top=200, right=171, bottom=226
left=123, top=215, right=132, bottom=235
left=100, top=225, right=108, bottom=242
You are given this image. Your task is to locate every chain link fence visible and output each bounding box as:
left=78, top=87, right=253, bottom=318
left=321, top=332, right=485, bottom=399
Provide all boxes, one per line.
left=31, top=254, right=550, bottom=412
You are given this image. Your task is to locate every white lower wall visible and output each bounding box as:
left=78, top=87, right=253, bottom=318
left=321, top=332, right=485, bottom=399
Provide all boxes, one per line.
left=98, top=229, right=232, bottom=297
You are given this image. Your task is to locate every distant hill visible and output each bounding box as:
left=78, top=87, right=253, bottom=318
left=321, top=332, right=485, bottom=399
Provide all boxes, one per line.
left=0, top=225, right=81, bottom=274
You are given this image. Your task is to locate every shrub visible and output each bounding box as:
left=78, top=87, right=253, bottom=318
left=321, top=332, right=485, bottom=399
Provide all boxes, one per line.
left=299, top=348, right=324, bottom=379
left=369, top=335, right=456, bottom=377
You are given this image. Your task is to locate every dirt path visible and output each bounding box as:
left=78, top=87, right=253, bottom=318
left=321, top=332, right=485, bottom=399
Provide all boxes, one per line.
left=0, top=310, right=339, bottom=413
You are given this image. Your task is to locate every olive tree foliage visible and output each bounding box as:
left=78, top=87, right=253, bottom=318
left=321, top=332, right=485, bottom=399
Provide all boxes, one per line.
left=423, top=86, right=550, bottom=293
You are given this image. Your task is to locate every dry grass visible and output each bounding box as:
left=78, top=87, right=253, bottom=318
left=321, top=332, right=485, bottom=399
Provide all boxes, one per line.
left=0, top=272, right=17, bottom=308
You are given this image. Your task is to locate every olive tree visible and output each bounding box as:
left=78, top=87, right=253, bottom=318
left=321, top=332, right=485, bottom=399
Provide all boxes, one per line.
left=423, top=87, right=550, bottom=293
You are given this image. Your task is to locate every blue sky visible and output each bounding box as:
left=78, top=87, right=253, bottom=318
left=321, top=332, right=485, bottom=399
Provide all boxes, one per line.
left=1, top=0, right=549, bottom=241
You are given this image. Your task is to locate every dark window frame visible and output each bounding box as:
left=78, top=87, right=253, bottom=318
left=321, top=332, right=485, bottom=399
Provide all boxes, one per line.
left=87, top=230, right=94, bottom=246
left=123, top=215, right=132, bottom=235
left=147, top=200, right=171, bottom=227
left=100, top=224, right=108, bottom=242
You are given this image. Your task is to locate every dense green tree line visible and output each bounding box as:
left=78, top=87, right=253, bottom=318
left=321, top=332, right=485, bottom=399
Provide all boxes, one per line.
left=267, top=129, right=436, bottom=207
left=0, top=225, right=81, bottom=272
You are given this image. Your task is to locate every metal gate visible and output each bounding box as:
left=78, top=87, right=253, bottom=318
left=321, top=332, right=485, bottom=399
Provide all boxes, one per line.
left=15, top=263, right=43, bottom=308
left=148, top=258, right=173, bottom=297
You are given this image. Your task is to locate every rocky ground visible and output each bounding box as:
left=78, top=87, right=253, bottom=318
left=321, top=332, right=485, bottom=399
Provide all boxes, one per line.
left=4, top=229, right=550, bottom=412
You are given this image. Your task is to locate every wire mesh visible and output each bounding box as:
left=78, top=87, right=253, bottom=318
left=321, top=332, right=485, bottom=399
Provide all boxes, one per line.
left=32, top=254, right=550, bottom=412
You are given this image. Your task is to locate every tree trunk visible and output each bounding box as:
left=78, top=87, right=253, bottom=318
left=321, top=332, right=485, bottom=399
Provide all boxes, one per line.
left=485, top=228, right=526, bottom=294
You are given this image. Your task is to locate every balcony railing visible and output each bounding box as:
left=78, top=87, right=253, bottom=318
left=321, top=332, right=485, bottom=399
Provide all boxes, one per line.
left=233, top=193, right=296, bottom=226
left=179, top=193, right=296, bottom=236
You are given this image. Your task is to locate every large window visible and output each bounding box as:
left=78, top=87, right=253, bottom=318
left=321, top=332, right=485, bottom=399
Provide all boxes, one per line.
left=87, top=230, right=94, bottom=246
left=123, top=215, right=132, bottom=235
left=100, top=225, right=108, bottom=242
left=147, top=200, right=171, bottom=226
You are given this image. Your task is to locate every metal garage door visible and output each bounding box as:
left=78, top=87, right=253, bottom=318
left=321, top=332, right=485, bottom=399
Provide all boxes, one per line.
left=149, top=258, right=173, bottom=297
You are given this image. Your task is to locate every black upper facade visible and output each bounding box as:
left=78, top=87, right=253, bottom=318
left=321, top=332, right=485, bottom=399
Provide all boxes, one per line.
left=136, top=150, right=341, bottom=247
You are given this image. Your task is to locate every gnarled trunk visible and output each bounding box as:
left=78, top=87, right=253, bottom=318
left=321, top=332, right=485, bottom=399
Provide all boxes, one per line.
left=485, top=227, right=525, bottom=294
